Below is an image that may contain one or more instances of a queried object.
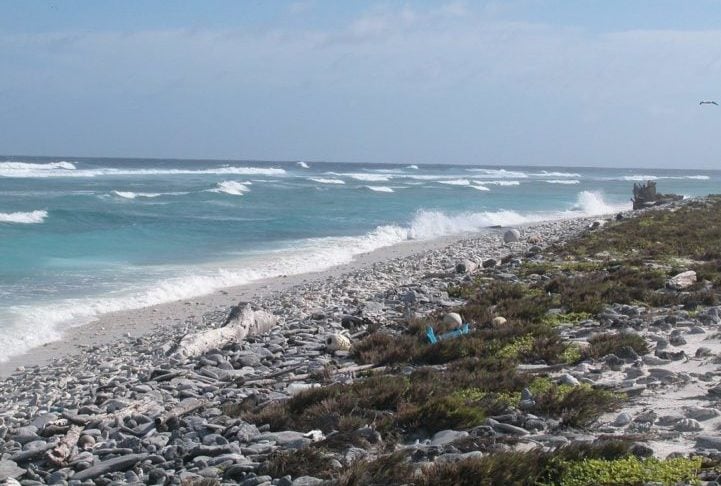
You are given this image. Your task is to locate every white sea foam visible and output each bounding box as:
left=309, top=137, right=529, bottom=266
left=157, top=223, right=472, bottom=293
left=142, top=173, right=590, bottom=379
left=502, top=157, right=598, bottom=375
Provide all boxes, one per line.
left=0, top=190, right=630, bottom=361
left=0, top=164, right=286, bottom=178
left=111, top=191, right=189, bottom=199
left=438, top=179, right=472, bottom=186
left=465, top=168, right=528, bottom=178
left=297, top=161, right=309, bottom=169
left=208, top=181, right=251, bottom=196
left=471, top=185, right=490, bottom=191
left=365, top=186, right=394, bottom=193
left=622, top=174, right=710, bottom=181
left=0, top=161, right=76, bottom=171
left=310, top=178, right=345, bottom=185
left=0, top=210, right=48, bottom=224
left=342, top=173, right=392, bottom=182
left=531, top=170, right=581, bottom=178
left=406, top=165, right=419, bottom=170
left=475, top=180, right=521, bottom=186
left=113, top=191, right=161, bottom=199
left=546, top=180, right=580, bottom=184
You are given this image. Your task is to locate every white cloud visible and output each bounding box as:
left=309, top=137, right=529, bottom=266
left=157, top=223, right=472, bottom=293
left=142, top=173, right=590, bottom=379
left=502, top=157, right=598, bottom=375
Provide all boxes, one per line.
left=1, top=3, right=721, bottom=166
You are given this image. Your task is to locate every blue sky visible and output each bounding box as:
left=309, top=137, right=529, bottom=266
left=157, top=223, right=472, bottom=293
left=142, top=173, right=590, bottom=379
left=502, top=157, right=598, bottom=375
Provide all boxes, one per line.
left=1, top=1, right=721, bottom=168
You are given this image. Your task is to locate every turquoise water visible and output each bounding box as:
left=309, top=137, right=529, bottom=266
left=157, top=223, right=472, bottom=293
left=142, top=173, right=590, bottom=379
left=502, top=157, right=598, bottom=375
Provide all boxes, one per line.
left=0, top=156, right=719, bottom=360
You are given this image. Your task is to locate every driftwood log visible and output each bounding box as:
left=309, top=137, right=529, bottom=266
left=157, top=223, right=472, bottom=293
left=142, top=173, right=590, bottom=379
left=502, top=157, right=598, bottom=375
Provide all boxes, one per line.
left=71, top=454, right=150, bottom=481
left=154, top=398, right=206, bottom=432
left=174, top=304, right=277, bottom=358
left=62, top=398, right=161, bottom=427
left=45, top=425, right=82, bottom=467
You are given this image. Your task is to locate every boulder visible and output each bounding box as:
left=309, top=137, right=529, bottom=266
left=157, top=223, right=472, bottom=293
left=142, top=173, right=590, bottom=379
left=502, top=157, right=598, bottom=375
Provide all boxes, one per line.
left=491, top=316, right=508, bottom=327
left=455, top=259, right=478, bottom=274
left=430, top=430, right=469, bottom=446
left=325, top=333, right=351, bottom=352
left=668, top=271, right=697, bottom=290
left=527, top=233, right=543, bottom=245
left=503, top=229, right=521, bottom=243
left=632, top=181, right=683, bottom=210
left=482, top=258, right=497, bottom=268
left=442, top=313, right=463, bottom=327
left=0, top=461, right=25, bottom=481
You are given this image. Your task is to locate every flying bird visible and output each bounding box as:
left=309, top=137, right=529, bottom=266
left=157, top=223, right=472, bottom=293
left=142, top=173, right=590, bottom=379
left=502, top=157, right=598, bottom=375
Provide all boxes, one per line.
left=700, top=101, right=718, bottom=106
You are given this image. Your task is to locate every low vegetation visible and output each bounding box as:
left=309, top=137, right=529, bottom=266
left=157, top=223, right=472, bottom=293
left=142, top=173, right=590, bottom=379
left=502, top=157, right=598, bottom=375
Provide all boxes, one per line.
left=233, top=198, right=721, bottom=484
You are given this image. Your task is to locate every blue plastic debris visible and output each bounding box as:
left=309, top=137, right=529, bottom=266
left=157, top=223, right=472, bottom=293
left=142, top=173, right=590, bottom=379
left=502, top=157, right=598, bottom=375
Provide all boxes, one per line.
left=426, top=323, right=470, bottom=344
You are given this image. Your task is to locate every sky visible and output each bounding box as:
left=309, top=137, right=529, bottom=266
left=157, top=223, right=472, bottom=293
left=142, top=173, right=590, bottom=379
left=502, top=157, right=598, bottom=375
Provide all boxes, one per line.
left=1, top=1, right=721, bottom=168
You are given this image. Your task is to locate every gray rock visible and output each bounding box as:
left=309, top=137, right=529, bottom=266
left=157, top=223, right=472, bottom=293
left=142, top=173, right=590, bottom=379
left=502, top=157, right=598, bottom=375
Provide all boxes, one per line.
left=0, top=460, right=25, bottom=481
left=430, top=430, right=469, bottom=446
left=291, top=477, right=324, bottom=486
left=674, top=418, right=703, bottom=432
left=668, top=271, right=697, bottom=290
left=482, top=258, right=497, bottom=268
left=455, top=260, right=478, bottom=274
left=503, top=229, right=520, bottom=243
left=613, top=413, right=632, bottom=427
left=557, top=373, right=580, bottom=386
left=696, top=435, right=721, bottom=450
left=684, top=406, right=720, bottom=421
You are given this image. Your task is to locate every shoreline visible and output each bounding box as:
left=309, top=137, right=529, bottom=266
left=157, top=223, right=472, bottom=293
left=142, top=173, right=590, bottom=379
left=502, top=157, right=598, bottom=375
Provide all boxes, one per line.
left=0, top=209, right=615, bottom=377
left=0, top=234, right=463, bottom=377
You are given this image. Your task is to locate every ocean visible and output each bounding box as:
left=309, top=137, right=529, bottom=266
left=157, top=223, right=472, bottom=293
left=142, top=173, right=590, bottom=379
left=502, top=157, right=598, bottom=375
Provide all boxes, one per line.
left=0, top=156, right=718, bottom=361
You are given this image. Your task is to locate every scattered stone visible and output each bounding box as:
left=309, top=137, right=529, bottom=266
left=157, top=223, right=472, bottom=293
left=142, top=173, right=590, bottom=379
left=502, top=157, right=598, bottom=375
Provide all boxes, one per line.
left=442, top=313, right=463, bottom=327
left=325, top=333, right=351, bottom=352
left=503, top=229, right=520, bottom=243
left=668, top=270, right=697, bottom=290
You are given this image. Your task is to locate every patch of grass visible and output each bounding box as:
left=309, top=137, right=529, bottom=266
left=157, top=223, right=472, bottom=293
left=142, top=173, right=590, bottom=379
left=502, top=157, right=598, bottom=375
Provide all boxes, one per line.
left=530, top=378, right=623, bottom=428
left=497, top=335, right=535, bottom=359
left=260, top=447, right=337, bottom=480
left=561, top=196, right=721, bottom=261
left=558, top=455, right=702, bottom=486
left=541, top=312, right=593, bottom=327
left=336, top=452, right=416, bottom=486
left=464, top=281, right=556, bottom=323
left=350, top=332, right=421, bottom=365
left=587, top=333, right=649, bottom=359
left=561, top=343, right=583, bottom=364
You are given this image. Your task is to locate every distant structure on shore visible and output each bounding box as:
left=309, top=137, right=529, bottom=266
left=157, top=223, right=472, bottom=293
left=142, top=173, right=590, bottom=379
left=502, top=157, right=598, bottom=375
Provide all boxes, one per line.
left=700, top=100, right=718, bottom=106
left=632, top=181, right=684, bottom=210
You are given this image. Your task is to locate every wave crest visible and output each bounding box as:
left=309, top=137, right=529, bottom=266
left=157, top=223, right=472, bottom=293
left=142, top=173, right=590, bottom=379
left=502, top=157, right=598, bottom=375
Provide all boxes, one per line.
left=365, top=186, right=394, bottom=193
left=0, top=210, right=48, bottom=224
left=310, top=178, right=345, bottom=185
left=208, top=181, right=251, bottom=196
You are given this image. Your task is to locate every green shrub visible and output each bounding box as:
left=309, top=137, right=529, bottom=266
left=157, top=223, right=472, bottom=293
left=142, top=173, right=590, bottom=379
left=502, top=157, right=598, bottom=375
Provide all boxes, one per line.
left=559, top=456, right=702, bottom=486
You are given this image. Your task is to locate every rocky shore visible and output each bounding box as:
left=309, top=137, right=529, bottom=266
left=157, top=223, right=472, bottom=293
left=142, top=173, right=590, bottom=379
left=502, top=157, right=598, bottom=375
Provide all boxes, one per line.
left=3, top=198, right=721, bottom=485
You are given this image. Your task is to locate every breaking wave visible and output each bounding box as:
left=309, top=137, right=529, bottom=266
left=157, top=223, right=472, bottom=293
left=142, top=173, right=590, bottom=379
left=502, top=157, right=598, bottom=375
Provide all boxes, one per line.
left=365, top=186, right=394, bottom=193
left=546, top=180, right=580, bottom=184
left=297, top=161, right=309, bottom=169
left=0, top=163, right=285, bottom=178
left=438, top=179, right=471, bottom=186
left=465, top=168, right=528, bottom=178
left=208, top=181, right=251, bottom=196
left=623, top=174, right=710, bottom=181
left=310, top=178, right=345, bottom=185
left=0, top=210, right=48, bottom=224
